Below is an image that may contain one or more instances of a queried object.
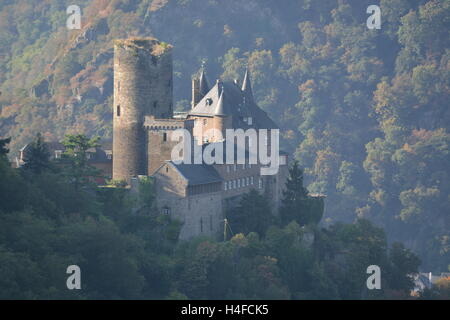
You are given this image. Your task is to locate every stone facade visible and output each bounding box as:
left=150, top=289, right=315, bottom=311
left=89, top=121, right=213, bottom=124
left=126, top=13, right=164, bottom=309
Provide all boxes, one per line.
left=153, top=162, right=223, bottom=240
left=144, top=117, right=194, bottom=175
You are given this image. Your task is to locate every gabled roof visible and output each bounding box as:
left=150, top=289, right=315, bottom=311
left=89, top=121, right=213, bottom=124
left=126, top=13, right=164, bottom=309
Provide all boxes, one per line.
left=188, top=80, right=278, bottom=130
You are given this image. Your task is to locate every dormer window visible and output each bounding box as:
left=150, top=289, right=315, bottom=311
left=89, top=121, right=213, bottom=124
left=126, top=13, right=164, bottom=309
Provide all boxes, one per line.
left=206, top=98, right=213, bottom=106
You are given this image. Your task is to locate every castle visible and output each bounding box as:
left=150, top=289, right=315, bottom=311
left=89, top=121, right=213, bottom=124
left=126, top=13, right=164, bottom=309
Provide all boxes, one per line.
left=111, top=38, right=289, bottom=240
left=15, top=37, right=290, bottom=240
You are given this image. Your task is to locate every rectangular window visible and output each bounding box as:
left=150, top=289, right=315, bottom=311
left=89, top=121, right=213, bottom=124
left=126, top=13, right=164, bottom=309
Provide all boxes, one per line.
left=259, top=178, right=263, bottom=189
left=248, top=117, right=253, bottom=125
left=210, top=216, right=213, bottom=231
left=200, top=218, right=203, bottom=233
left=251, top=177, right=254, bottom=185
left=117, top=105, right=121, bottom=117
left=237, top=179, right=241, bottom=188
left=55, top=150, right=62, bottom=159
left=224, top=182, right=227, bottom=191
left=163, top=132, right=167, bottom=142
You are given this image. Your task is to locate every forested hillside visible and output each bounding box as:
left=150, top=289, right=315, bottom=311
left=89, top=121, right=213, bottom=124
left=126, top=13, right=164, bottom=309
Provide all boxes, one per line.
left=0, top=135, right=426, bottom=299
left=0, top=0, right=448, bottom=271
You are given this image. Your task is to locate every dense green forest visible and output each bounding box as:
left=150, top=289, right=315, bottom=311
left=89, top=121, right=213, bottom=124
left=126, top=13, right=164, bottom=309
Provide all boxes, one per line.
left=0, top=0, right=448, bottom=278
left=1, top=134, right=434, bottom=299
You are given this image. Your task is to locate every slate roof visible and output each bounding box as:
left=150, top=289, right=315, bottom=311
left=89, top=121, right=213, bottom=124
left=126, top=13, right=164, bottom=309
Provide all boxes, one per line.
left=199, top=68, right=209, bottom=97
left=167, top=161, right=223, bottom=186
left=188, top=79, right=278, bottom=130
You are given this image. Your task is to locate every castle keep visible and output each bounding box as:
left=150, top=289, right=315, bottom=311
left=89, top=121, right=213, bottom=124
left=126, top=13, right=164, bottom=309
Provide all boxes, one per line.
left=112, top=38, right=289, bottom=240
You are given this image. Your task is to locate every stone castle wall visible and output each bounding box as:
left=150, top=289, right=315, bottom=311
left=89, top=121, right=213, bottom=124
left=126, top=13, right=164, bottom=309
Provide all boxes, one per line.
left=145, top=117, right=194, bottom=175
left=154, top=162, right=223, bottom=240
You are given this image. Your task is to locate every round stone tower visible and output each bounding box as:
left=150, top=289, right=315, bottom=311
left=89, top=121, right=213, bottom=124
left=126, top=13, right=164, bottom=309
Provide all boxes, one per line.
left=113, top=38, right=173, bottom=182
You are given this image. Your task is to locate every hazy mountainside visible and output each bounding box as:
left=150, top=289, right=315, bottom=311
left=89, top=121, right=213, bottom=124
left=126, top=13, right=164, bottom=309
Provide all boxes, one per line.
left=0, top=0, right=449, bottom=271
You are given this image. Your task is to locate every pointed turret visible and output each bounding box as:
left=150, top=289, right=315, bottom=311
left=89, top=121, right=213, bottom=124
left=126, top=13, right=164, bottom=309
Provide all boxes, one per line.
left=199, top=67, right=209, bottom=97
left=213, top=87, right=230, bottom=142
left=241, top=67, right=253, bottom=100
left=214, top=88, right=225, bottom=116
